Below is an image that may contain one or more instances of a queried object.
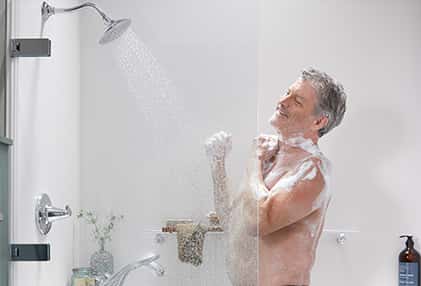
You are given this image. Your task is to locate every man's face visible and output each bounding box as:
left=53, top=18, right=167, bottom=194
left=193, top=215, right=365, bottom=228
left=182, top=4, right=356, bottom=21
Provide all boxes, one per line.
left=269, top=80, right=320, bottom=137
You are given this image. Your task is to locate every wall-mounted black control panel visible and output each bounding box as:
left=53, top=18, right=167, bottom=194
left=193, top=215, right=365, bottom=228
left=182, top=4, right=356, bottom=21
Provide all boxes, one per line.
left=10, top=244, right=50, bottom=261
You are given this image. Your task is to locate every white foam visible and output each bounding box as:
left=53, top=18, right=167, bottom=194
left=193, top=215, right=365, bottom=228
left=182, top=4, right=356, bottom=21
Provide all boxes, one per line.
left=204, top=131, right=232, bottom=160
left=311, top=157, right=332, bottom=211
left=271, top=159, right=316, bottom=194
left=303, top=165, right=317, bottom=181
left=281, top=135, right=321, bottom=156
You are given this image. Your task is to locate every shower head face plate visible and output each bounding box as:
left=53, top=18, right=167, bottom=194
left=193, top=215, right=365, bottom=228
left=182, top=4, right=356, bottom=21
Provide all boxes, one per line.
left=99, top=18, right=131, bottom=45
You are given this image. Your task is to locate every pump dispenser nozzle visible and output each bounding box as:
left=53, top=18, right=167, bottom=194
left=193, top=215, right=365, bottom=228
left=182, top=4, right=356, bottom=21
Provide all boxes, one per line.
left=401, top=235, right=415, bottom=249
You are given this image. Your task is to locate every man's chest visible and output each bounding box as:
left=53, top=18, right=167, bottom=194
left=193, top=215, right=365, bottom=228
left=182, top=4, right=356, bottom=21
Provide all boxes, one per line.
left=262, top=153, right=312, bottom=190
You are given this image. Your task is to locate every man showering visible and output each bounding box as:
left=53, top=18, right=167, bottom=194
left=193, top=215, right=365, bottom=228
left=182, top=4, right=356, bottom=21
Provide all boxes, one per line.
left=205, top=68, right=346, bottom=286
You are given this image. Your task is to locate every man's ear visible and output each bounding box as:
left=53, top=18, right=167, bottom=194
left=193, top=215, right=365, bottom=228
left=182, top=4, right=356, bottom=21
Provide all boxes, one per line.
left=313, top=114, right=329, bottom=132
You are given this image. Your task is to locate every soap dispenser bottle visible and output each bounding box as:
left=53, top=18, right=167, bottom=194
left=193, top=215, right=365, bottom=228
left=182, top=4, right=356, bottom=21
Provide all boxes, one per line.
left=399, top=235, right=420, bottom=286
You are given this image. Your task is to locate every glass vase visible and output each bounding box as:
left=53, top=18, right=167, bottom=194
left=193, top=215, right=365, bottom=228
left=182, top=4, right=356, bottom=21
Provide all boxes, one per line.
left=90, top=241, right=114, bottom=276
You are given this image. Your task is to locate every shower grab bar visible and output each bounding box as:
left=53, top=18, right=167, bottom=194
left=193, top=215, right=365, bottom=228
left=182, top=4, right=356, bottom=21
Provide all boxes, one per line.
left=145, top=227, right=361, bottom=234
left=161, top=225, right=223, bottom=233
left=145, top=228, right=360, bottom=234
left=146, top=228, right=360, bottom=245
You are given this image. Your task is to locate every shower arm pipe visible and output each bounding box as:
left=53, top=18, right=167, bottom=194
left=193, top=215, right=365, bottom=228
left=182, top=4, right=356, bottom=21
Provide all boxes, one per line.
left=42, top=2, right=112, bottom=23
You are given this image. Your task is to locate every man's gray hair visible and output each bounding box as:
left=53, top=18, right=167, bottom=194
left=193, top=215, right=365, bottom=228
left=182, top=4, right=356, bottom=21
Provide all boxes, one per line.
left=299, top=67, right=347, bottom=137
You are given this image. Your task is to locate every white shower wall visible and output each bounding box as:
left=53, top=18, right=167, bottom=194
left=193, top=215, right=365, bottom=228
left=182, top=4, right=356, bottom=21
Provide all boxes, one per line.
left=10, top=0, right=81, bottom=285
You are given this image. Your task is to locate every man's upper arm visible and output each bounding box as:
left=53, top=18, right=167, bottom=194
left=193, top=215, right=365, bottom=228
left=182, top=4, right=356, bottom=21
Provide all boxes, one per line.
left=258, top=158, right=325, bottom=237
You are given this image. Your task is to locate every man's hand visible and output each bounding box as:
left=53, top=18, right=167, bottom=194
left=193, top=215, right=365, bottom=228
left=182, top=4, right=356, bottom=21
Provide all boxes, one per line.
left=254, top=134, right=279, bottom=161
left=205, top=131, right=232, bottom=161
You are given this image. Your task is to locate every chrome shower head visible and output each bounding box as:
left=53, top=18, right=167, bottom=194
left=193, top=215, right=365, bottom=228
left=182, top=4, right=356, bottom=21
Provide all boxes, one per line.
left=99, top=18, right=131, bottom=45
left=42, top=1, right=131, bottom=45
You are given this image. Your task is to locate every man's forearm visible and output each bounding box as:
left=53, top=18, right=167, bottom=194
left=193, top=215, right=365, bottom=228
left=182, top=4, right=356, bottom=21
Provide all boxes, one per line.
left=209, top=159, right=231, bottom=229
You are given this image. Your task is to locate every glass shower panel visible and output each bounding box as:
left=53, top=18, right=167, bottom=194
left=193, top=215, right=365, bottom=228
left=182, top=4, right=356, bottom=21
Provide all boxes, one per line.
left=0, top=141, right=9, bottom=286
left=79, top=0, right=258, bottom=284
left=257, top=1, right=421, bottom=285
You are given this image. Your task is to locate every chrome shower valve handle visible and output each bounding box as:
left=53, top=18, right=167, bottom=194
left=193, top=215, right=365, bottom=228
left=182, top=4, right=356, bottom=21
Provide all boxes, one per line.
left=35, top=193, right=72, bottom=235
left=45, top=204, right=72, bottom=223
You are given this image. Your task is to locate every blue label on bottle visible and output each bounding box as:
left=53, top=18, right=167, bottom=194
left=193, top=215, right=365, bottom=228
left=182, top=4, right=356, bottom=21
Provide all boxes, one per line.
left=400, top=262, right=419, bottom=286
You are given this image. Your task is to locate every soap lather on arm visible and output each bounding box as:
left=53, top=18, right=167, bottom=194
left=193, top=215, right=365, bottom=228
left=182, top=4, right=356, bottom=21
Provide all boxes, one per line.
left=204, top=131, right=233, bottom=230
